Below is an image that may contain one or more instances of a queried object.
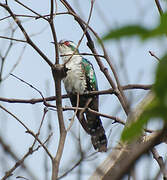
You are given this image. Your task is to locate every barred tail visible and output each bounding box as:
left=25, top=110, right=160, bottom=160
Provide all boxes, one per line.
left=87, top=116, right=107, bottom=152
left=69, top=94, right=107, bottom=152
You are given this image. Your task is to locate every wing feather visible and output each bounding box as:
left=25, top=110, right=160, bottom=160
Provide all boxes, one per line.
left=81, top=58, right=98, bottom=91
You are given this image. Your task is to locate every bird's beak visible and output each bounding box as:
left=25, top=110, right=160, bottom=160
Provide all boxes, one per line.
left=51, top=41, right=62, bottom=48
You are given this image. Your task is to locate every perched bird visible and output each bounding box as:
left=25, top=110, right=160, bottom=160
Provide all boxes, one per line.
left=58, top=40, right=107, bottom=152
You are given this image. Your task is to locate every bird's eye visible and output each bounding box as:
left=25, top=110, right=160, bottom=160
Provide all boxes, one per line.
left=64, top=41, right=70, bottom=46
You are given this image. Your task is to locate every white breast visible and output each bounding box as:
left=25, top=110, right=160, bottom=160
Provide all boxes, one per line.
left=63, top=55, right=87, bottom=94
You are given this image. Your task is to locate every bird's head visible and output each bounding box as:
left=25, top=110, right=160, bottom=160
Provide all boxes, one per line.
left=58, top=40, right=79, bottom=56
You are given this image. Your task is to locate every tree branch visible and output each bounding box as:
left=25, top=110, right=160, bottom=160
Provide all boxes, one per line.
left=151, top=147, right=167, bottom=180
left=0, top=84, right=152, bottom=104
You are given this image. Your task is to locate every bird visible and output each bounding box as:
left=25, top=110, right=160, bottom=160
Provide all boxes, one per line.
left=58, top=40, right=107, bottom=152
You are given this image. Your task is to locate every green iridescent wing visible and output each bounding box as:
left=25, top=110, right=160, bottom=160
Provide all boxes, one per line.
left=81, top=58, right=98, bottom=91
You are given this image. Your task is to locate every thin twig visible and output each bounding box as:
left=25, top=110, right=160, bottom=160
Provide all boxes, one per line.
left=0, top=135, right=37, bottom=180
left=0, top=12, right=69, bottom=22
left=2, top=147, right=35, bottom=180
left=63, top=0, right=94, bottom=66
left=14, top=0, right=48, bottom=20
left=63, top=106, right=125, bottom=125
left=66, top=93, right=79, bottom=131
left=0, top=3, right=54, bottom=68
left=155, top=0, right=163, bottom=15
left=10, top=74, right=45, bottom=99
left=0, top=35, right=26, bottom=43
left=10, top=73, right=55, bottom=108
left=3, top=45, right=26, bottom=81
left=0, top=30, right=14, bottom=81
left=48, top=0, right=59, bottom=64
left=0, top=104, right=53, bottom=159
left=149, top=51, right=160, bottom=62
left=0, top=104, right=52, bottom=179
left=60, top=52, right=105, bottom=58
left=58, top=158, right=83, bottom=179
left=151, top=147, right=167, bottom=179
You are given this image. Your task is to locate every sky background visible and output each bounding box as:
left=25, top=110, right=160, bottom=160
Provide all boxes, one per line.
left=0, top=0, right=167, bottom=179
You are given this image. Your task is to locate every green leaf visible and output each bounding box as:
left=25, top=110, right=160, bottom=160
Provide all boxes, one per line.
left=153, top=54, right=167, bottom=117
left=121, top=97, right=158, bottom=142
left=102, top=25, right=150, bottom=40
left=121, top=114, right=148, bottom=142
left=158, top=12, right=167, bottom=34
left=121, top=54, right=167, bottom=142
left=146, top=12, right=167, bottom=38
left=101, top=11, right=167, bottom=41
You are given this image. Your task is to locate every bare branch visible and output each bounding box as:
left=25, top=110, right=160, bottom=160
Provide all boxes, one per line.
left=151, top=147, right=167, bottom=179
left=0, top=84, right=152, bottom=104
left=89, top=127, right=167, bottom=180
left=155, top=0, right=163, bottom=15
left=51, top=67, right=67, bottom=179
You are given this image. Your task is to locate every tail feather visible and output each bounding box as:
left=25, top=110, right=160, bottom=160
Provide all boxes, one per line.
left=69, top=94, right=107, bottom=152
left=86, top=115, right=107, bottom=152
